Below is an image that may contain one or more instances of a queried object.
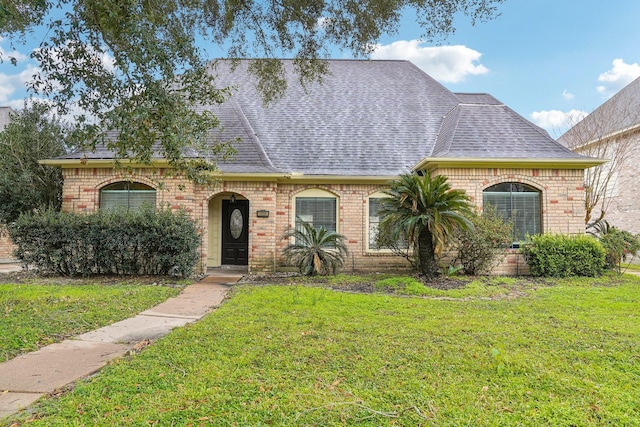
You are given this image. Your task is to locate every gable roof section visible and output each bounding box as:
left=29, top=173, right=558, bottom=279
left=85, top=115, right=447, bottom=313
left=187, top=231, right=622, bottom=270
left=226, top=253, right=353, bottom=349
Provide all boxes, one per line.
left=559, top=76, right=640, bottom=147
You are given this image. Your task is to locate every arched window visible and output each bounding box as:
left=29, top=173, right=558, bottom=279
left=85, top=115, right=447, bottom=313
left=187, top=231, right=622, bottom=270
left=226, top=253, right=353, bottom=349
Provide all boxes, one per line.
left=483, top=182, right=541, bottom=243
left=100, top=182, right=156, bottom=211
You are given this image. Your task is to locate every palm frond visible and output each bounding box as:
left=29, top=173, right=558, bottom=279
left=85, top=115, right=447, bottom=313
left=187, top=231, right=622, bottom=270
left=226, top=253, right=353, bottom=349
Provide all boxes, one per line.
left=281, top=221, right=348, bottom=276
left=378, top=172, right=474, bottom=276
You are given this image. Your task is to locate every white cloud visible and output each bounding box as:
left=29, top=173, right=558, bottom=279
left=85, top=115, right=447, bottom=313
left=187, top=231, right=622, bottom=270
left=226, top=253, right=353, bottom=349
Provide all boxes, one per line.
left=530, top=109, right=587, bottom=136
left=0, top=38, right=36, bottom=105
left=0, top=65, right=37, bottom=103
left=371, top=40, right=488, bottom=83
left=562, top=89, right=574, bottom=100
left=596, top=59, right=640, bottom=96
left=317, top=17, right=331, bottom=30
left=0, top=37, right=29, bottom=63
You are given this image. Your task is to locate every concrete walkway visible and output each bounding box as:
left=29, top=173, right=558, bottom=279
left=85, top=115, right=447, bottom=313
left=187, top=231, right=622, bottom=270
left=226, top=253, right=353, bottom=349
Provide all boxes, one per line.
left=0, top=270, right=241, bottom=420
left=0, top=261, right=21, bottom=273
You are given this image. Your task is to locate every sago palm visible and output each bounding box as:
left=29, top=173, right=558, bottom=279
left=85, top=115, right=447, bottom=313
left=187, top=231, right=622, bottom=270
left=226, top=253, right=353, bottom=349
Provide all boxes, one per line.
left=380, top=172, right=474, bottom=277
left=281, top=221, right=349, bottom=276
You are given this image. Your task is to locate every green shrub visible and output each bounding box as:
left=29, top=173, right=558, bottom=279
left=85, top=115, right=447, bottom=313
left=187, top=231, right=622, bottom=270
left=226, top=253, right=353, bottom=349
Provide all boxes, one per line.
left=597, top=226, right=640, bottom=273
left=521, top=234, right=606, bottom=277
left=450, top=206, right=513, bottom=275
left=9, top=206, right=200, bottom=277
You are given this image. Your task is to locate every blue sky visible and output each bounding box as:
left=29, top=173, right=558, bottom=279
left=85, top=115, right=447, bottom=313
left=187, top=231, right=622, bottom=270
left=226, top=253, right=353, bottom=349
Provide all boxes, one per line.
left=1, top=0, right=639, bottom=137
left=370, top=0, right=640, bottom=137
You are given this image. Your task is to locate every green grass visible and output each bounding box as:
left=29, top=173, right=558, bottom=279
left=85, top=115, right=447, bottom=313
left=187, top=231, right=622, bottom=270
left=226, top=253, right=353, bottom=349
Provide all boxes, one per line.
left=622, top=262, right=640, bottom=272
left=0, top=282, right=182, bottom=363
left=7, top=275, right=640, bottom=426
left=373, top=275, right=525, bottom=298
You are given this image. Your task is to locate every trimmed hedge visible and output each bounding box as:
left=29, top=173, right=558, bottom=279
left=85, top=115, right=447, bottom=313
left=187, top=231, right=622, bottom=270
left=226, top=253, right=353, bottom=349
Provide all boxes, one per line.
left=8, top=207, right=200, bottom=277
left=521, top=234, right=606, bottom=277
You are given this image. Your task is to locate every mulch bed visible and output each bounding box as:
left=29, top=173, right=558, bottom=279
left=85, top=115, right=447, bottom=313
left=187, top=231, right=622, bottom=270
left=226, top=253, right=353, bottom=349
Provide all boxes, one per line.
left=238, top=271, right=474, bottom=294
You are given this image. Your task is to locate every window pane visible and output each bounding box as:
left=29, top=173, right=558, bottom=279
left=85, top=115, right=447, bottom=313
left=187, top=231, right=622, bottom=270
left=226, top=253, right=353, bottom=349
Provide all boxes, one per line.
left=368, top=197, right=408, bottom=250
left=483, top=184, right=541, bottom=242
left=512, top=192, right=540, bottom=240
left=369, top=198, right=382, bottom=249
left=295, top=197, right=336, bottom=231
left=100, top=189, right=156, bottom=211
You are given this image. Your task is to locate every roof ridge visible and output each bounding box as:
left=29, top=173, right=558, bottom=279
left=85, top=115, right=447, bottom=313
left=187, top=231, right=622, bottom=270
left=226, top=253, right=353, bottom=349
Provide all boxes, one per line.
left=431, top=105, right=462, bottom=157
left=230, top=99, right=280, bottom=171
left=457, top=102, right=505, bottom=107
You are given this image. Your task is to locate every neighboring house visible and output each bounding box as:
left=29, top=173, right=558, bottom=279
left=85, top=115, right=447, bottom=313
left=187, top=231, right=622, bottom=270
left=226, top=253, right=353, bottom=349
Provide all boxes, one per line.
left=0, top=107, right=15, bottom=261
left=559, top=76, right=640, bottom=234
left=43, top=60, right=602, bottom=274
left=0, top=106, right=12, bottom=130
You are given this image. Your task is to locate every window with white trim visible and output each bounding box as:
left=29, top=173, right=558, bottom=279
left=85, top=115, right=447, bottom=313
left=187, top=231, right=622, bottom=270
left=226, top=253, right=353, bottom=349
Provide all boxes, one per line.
left=100, top=182, right=156, bottom=211
left=367, top=194, right=409, bottom=251
left=368, top=196, right=384, bottom=250
left=483, top=182, right=541, bottom=243
left=294, top=189, right=338, bottom=233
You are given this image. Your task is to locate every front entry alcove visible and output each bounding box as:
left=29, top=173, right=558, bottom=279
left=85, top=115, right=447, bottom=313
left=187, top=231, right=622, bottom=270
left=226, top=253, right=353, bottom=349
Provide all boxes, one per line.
left=207, top=193, right=249, bottom=268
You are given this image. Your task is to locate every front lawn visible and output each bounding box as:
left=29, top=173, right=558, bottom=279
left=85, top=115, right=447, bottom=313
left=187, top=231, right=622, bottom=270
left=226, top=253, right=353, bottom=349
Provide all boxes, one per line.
left=0, top=278, right=182, bottom=363
left=7, top=274, right=640, bottom=426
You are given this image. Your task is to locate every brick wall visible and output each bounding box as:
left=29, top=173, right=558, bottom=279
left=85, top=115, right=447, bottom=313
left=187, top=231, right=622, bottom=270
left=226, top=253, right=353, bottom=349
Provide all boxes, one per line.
left=0, top=225, right=16, bottom=261
left=597, top=132, right=640, bottom=233
left=435, top=166, right=586, bottom=234
left=434, top=166, right=586, bottom=275
left=59, top=165, right=586, bottom=275
left=272, top=183, right=411, bottom=273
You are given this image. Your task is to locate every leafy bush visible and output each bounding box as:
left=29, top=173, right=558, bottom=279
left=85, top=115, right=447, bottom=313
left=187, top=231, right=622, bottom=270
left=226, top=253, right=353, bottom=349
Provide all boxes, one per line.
left=8, top=206, right=200, bottom=277
left=449, top=206, right=513, bottom=275
left=0, top=103, right=68, bottom=225
left=597, top=226, right=640, bottom=273
left=374, top=219, right=414, bottom=268
left=281, top=221, right=348, bottom=276
left=521, top=234, right=606, bottom=277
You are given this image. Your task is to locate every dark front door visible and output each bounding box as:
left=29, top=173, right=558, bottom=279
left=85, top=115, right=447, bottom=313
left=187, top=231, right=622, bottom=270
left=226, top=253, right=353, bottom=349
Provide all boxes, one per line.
left=221, top=199, right=249, bottom=265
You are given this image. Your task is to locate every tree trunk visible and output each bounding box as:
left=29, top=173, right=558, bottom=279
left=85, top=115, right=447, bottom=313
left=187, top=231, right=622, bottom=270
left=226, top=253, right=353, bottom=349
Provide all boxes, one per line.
left=417, top=229, right=440, bottom=277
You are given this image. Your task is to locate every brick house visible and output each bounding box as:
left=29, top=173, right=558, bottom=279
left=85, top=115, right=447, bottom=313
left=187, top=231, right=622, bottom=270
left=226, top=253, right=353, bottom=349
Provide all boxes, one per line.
left=559, top=76, right=640, bottom=234
left=42, top=60, right=602, bottom=274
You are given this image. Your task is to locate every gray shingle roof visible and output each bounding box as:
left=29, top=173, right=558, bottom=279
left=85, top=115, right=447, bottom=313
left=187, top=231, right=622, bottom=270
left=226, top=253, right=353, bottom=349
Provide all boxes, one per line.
left=58, top=59, right=589, bottom=174
left=559, top=76, right=640, bottom=146
left=198, top=101, right=280, bottom=173
left=207, top=59, right=460, bottom=175
left=433, top=96, right=582, bottom=159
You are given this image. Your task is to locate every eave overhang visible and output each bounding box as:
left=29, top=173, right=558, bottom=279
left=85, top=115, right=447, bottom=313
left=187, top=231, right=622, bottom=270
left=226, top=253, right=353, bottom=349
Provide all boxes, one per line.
left=413, top=157, right=608, bottom=172
left=40, top=158, right=170, bottom=168
left=40, top=158, right=396, bottom=185
left=567, top=122, right=640, bottom=152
